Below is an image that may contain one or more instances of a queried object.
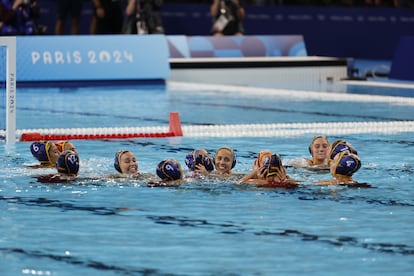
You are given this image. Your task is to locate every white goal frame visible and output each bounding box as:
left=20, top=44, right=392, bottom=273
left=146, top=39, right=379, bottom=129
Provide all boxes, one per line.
left=0, top=36, right=16, bottom=143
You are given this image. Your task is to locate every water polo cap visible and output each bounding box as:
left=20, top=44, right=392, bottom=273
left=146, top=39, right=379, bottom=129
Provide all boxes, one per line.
left=56, top=150, right=79, bottom=175
left=185, top=149, right=214, bottom=172
left=114, top=150, right=129, bottom=173
left=30, top=141, right=52, bottom=164
left=156, top=159, right=183, bottom=181
left=214, top=146, right=237, bottom=169
left=332, top=152, right=361, bottom=177
left=329, top=140, right=358, bottom=161
left=257, top=150, right=272, bottom=166
left=264, top=154, right=283, bottom=178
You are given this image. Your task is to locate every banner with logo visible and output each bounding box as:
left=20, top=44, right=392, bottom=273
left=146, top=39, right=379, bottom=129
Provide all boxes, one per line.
left=0, top=35, right=170, bottom=82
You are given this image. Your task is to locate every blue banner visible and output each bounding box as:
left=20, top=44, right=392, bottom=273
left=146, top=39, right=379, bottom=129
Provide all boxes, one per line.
left=1, top=35, right=170, bottom=82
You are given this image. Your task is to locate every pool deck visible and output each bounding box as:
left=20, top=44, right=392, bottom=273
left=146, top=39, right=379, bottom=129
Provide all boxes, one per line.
left=169, top=56, right=348, bottom=86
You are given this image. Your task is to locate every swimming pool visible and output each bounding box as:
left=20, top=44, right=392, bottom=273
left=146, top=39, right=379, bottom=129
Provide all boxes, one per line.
left=1, top=81, right=413, bottom=275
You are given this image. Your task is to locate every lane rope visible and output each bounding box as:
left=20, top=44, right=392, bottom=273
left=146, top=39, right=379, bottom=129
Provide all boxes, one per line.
left=4, top=82, right=414, bottom=141
left=167, top=81, right=414, bottom=106
left=12, top=120, right=414, bottom=140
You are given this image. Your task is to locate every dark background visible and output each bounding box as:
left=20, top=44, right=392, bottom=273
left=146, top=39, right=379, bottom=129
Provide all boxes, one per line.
left=35, top=1, right=414, bottom=60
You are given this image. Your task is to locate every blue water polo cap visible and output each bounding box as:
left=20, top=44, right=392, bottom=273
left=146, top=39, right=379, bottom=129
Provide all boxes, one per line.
left=30, top=141, right=51, bottom=163
left=56, top=150, right=79, bottom=175
left=329, top=140, right=358, bottom=160
left=185, top=149, right=214, bottom=172
left=333, top=152, right=361, bottom=177
left=156, top=159, right=183, bottom=181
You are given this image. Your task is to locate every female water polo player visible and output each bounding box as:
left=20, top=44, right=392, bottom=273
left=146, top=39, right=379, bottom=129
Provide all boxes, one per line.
left=239, top=153, right=297, bottom=188
left=316, top=151, right=369, bottom=187
left=29, top=141, right=61, bottom=168
left=290, top=135, right=330, bottom=171
left=238, top=150, right=272, bottom=183
left=114, top=150, right=139, bottom=176
left=147, top=159, right=183, bottom=187
left=240, top=154, right=297, bottom=188
left=35, top=150, right=80, bottom=183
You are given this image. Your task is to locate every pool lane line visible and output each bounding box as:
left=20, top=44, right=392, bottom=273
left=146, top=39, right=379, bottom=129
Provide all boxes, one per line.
left=7, top=120, right=414, bottom=139
left=168, top=81, right=414, bottom=106
left=342, top=80, right=414, bottom=90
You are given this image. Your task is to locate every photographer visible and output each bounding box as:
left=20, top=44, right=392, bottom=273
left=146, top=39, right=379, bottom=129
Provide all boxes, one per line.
left=138, top=0, right=164, bottom=34
left=210, top=0, right=245, bottom=36
left=123, top=0, right=164, bottom=34
left=0, top=0, right=42, bottom=35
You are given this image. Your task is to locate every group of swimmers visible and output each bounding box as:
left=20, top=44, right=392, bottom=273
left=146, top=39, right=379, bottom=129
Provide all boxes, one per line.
left=28, top=135, right=366, bottom=187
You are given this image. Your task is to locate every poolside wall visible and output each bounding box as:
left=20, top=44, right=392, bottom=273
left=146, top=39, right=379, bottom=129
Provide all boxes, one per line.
left=389, top=36, right=414, bottom=82
left=35, top=2, right=414, bottom=60
left=0, top=35, right=309, bottom=83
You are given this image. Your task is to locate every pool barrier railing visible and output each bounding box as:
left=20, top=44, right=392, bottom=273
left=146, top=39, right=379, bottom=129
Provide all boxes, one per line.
left=19, top=112, right=183, bottom=142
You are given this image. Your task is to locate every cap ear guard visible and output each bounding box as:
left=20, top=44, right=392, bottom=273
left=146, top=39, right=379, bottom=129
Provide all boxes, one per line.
left=214, top=147, right=237, bottom=169
left=333, top=152, right=361, bottom=177
left=114, top=150, right=129, bottom=173
left=156, top=159, right=183, bottom=181
left=56, top=150, right=79, bottom=175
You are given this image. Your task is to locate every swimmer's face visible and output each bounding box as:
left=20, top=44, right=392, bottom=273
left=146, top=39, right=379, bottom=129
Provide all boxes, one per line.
left=311, top=137, right=329, bottom=162
left=119, top=151, right=138, bottom=175
left=48, top=143, right=60, bottom=165
left=63, top=142, right=77, bottom=154
left=214, top=148, right=234, bottom=174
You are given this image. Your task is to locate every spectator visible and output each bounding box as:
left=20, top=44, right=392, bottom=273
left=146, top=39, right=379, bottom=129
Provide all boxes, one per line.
left=122, top=0, right=164, bottom=34
left=91, top=0, right=123, bottom=34
left=55, top=0, right=83, bottom=35
left=0, top=0, right=42, bottom=35
left=138, top=0, right=164, bottom=34
left=210, top=0, right=245, bottom=36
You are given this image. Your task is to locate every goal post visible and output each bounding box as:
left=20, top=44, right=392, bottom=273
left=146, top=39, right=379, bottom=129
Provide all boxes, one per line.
left=0, top=36, right=17, bottom=143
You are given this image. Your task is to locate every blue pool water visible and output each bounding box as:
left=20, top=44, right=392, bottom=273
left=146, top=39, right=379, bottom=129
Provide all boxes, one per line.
left=1, top=81, right=414, bottom=275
